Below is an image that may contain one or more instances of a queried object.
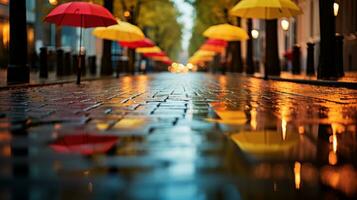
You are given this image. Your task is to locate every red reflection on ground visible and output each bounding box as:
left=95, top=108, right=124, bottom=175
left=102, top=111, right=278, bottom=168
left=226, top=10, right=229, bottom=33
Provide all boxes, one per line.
left=321, top=165, right=357, bottom=197
left=50, top=134, right=118, bottom=155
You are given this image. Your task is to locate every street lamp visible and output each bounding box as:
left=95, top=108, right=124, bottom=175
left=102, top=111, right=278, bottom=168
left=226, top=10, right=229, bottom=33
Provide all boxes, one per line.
left=49, top=0, right=58, bottom=6
left=333, top=2, right=339, bottom=17
left=124, top=10, right=131, bottom=18
left=281, top=19, right=289, bottom=71
left=281, top=19, right=289, bottom=32
left=251, top=29, right=259, bottom=39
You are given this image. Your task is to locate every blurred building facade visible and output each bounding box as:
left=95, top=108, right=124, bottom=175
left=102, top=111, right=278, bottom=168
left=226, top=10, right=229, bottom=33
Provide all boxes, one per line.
left=281, top=0, right=357, bottom=72
left=0, top=0, right=101, bottom=69
left=241, top=0, right=357, bottom=74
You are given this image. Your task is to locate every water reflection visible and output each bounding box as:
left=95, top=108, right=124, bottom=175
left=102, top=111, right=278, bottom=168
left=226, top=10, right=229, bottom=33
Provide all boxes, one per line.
left=50, top=134, right=118, bottom=155
left=0, top=73, right=356, bottom=199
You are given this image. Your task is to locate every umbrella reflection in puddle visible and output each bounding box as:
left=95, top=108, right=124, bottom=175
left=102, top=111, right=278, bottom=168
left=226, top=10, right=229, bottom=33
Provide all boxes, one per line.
left=50, top=134, right=118, bottom=155
left=231, top=130, right=299, bottom=157
left=205, top=102, right=247, bottom=125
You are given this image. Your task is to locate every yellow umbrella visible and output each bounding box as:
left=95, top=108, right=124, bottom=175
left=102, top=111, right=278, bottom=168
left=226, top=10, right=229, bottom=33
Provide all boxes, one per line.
left=136, top=46, right=161, bottom=54
left=189, top=54, right=214, bottom=63
left=92, top=21, right=145, bottom=42
left=193, top=50, right=216, bottom=57
left=200, top=44, right=225, bottom=53
left=203, top=23, right=249, bottom=41
left=230, top=0, right=302, bottom=19
left=231, top=130, right=299, bottom=155
left=206, top=110, right=247, bottom=125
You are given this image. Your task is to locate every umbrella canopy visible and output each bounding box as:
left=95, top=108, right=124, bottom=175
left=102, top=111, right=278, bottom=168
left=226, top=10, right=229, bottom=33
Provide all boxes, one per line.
left=44, top=2, right=117, bottom=28
left=119, top=38, right=155, bottom=49
left=200, top=44, right=225, bottom=53
left=50, top=134, right=118, bottom=155
left=230, top=0, right=302, bottom=19
left=151, top=56, right=171, bottom=62
left=188, top=55, right=214, bottom=63
left=194, top=50, right=216, bottom=57
left=205, top=39, right=228, bottom=47
left=142, top=52, right=166, bottom=57
left=203, top=24, right=249, bottom=41
left=206, top=110, right=247, bottom=125
left=159, top=59, right=173, bottom=65
left=93, top=21, right=145, bottom=42
left=136, top=46, right=162, bottom=54
left=45, top=2, right=117, bottom=85
left=231, top=130, right=299, bottom=155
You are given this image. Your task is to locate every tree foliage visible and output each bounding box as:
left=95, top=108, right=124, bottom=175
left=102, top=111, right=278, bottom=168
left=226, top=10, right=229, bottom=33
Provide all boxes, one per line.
left=104, top=0, right=183, bottom=60
left=186, top=0, right=239, bottom=56
left=39, top=0, right=183, bottom=60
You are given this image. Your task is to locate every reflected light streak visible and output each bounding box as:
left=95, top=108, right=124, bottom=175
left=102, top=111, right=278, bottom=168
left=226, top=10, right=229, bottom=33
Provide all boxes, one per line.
left=298, top=126, right=304, bottom=134
left=332, top=134, right=338, bottom=153
left=88, top=182, right=93, bottom=193
left=329, top=151, right=338, bottom=165
left=328, top=129, right=338, bottom=165
left=294, top=161, right=301, bottom=190
left=282, top=119, right=287, bottom=141
left=250, top=108, right=257, bottom=130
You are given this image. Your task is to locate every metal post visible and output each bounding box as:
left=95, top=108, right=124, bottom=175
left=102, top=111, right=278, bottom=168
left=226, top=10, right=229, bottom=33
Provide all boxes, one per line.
left=101, top=0, right=114, bottom=76
left=282, top=31, right=288, bottom=71
left=56, top=48, right=64, bottom=77
left=7, top=0, right=29, bottom=84
left=64, top=51, right=72, bottom=76
left=335, top=34, right=344, bottom=77
left=39, top=47, right=48, bottom=78
left=306, top=42, right=315, bottom=76
left=318, top=0, right=337, bottom=79
left=246, top=19, right=254, bottom=74
left=265, top=19, right=281, bottom=78
left=292, top=45, right=301, bottom=74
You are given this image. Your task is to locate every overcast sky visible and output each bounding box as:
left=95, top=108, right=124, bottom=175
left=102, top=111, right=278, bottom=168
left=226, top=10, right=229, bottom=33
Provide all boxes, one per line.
left=173, top=0, right=193, bottom=51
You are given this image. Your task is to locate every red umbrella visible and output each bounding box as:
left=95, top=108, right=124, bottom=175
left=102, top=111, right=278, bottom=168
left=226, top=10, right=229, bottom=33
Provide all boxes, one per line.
left=119, top=38, right=155, bottom=49
left=50, top=134, right=118, bottom=156
left=205, top=39, right=228, bottom=47
left=159, top=59, right=173, bottom=65
left=143, top=52, right=166, bottom=58
left=200, top=44, right=225, bottom=53
left=45, top=2, right=117, bottom=84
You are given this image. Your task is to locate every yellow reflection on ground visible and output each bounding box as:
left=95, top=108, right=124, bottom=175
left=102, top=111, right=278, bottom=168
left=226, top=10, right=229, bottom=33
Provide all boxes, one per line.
left=282, top=118, right=287, bottom=141
left=294, top=161, right=301, bottom=190
left=231, top=130, right=299, bottom=156
left=96, top=123, right=110, bottom=131
left=250, top=108, right=257, bottom=130
left=321, top=165, right=357, bottom=197
left=113, top=118, right=148, bottom=129
left=206, top=110, right=247, bottom=125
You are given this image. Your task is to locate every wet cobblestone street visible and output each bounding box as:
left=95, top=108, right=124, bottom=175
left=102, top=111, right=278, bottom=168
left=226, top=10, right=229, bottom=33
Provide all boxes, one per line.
left=0, top=73, right=356, bottom=200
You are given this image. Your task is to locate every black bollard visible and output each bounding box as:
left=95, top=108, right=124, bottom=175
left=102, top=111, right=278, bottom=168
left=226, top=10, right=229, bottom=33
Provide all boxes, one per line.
left=292, top=45, right=301, bottom=74
left=56, top=49, right=64, bottom=77
left=80, top=54, right=86, bottom=76
left=306, top=42, right=315, bottom=76
left=39, top=47, right=48, bottom=78
left=47, top=50, right=55, bottom=71
left=72, top=54, right=78, bottom=74
left=88, top=56, right=97, bottom=75
left=335, top=34, right=344, bottom=77
left=64, top=52, right=71, bottom=76
left=116, top=59, right=122, bottom=78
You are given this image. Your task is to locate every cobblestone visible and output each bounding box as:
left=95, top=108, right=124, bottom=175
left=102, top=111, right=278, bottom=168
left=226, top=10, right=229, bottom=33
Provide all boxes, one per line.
left=0, top=73, right=356, bottom=199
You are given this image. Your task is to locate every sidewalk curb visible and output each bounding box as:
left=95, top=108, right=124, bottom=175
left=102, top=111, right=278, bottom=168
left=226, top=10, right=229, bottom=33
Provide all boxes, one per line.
left=0, top=75, right=118, bottom=91
left=251, top=75, right=357, bottom=90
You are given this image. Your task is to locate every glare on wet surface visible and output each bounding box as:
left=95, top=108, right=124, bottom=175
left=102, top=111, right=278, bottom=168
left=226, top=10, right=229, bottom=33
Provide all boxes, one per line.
left=0, top=73, right=356, bottom=199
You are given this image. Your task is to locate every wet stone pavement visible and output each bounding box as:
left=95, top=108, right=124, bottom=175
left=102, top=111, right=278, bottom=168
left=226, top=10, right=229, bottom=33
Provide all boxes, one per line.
left=0, top=73, right=356, bottom=200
